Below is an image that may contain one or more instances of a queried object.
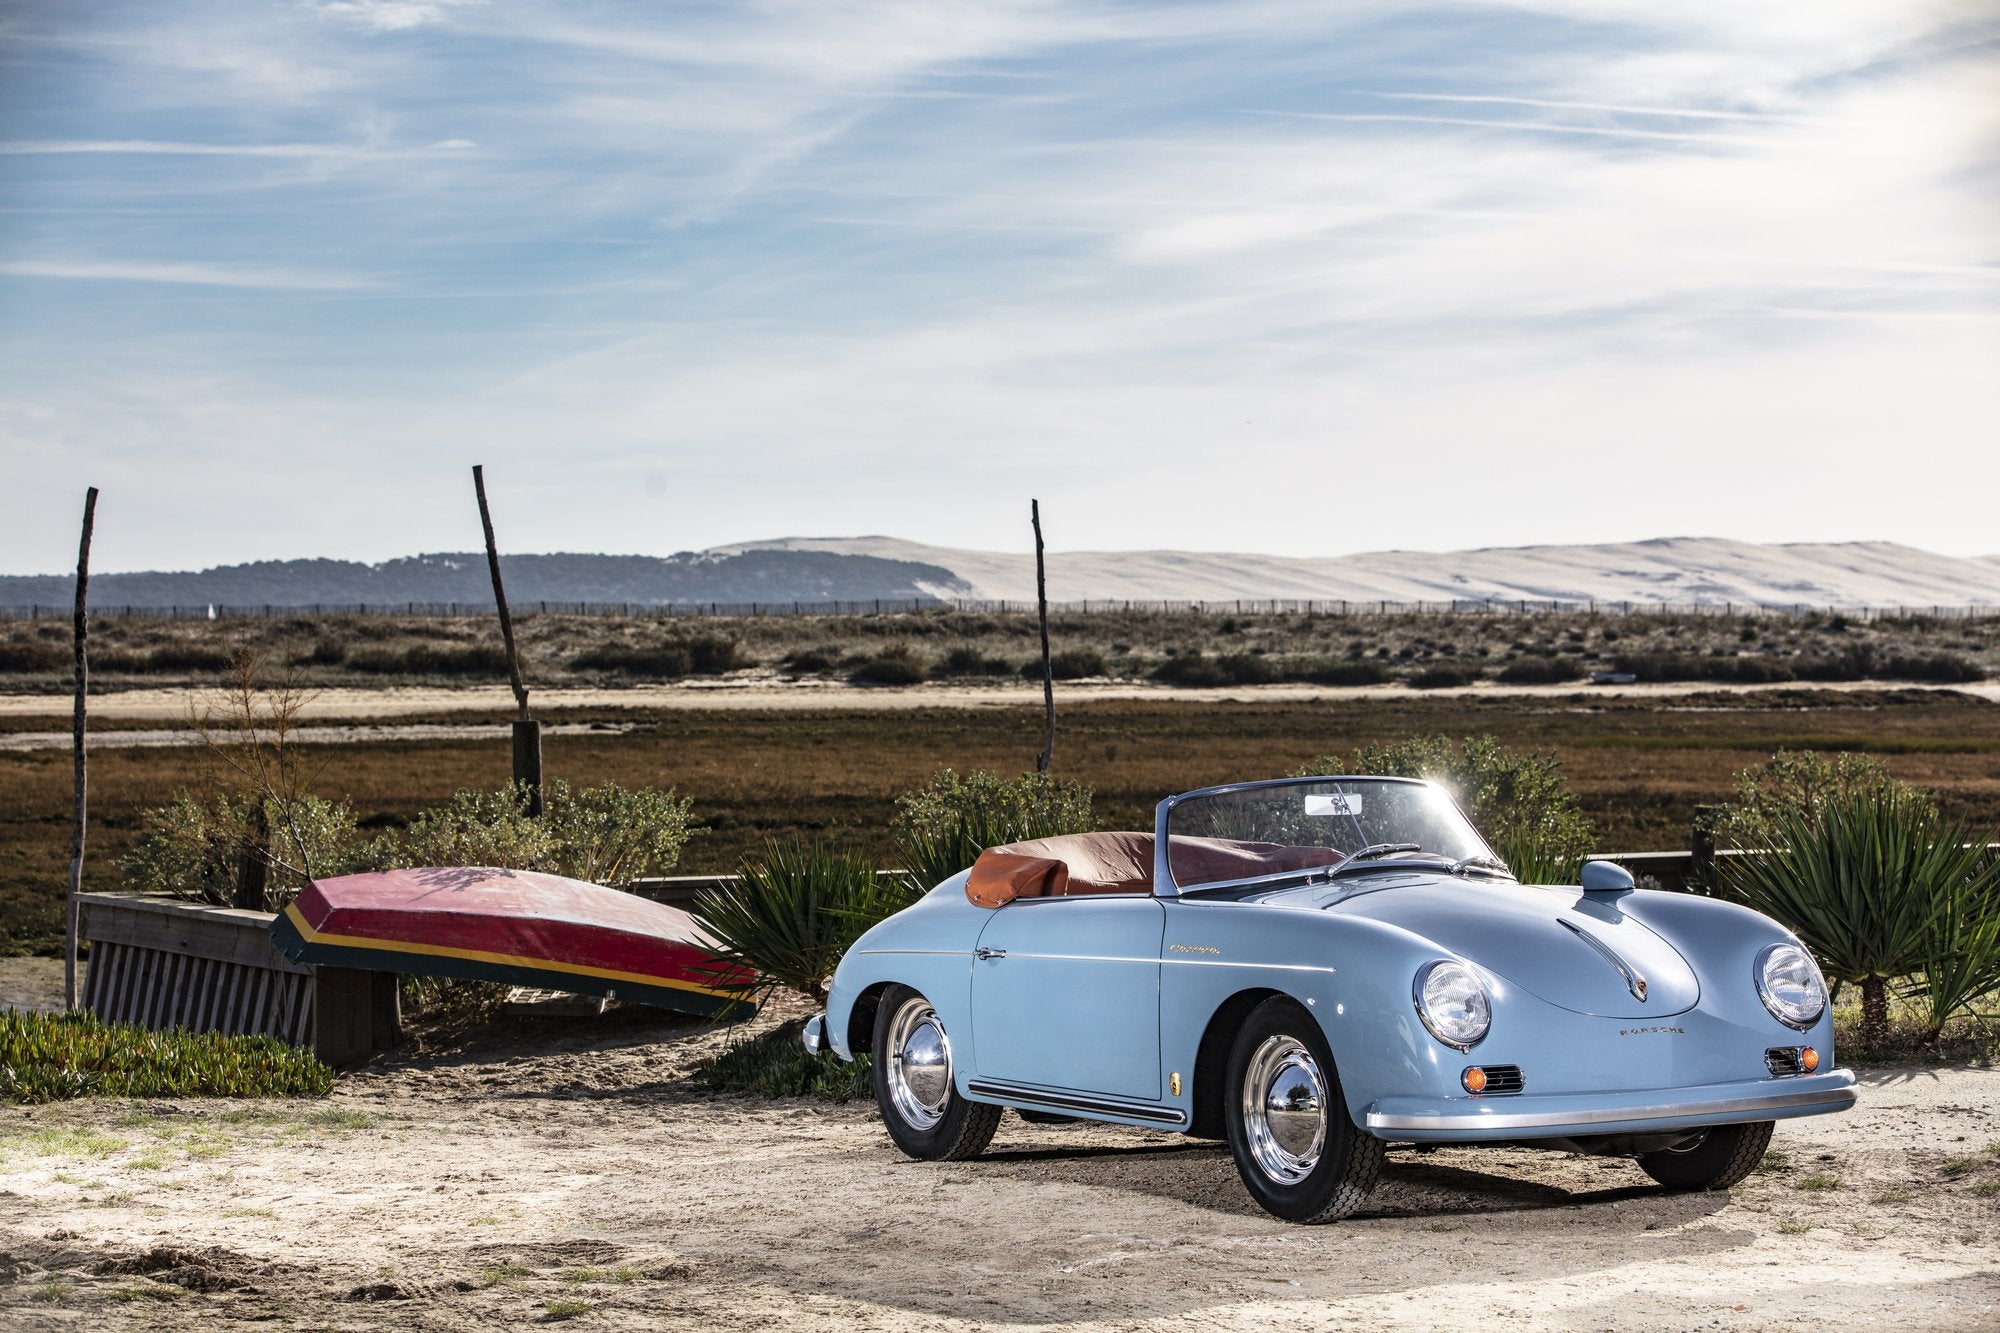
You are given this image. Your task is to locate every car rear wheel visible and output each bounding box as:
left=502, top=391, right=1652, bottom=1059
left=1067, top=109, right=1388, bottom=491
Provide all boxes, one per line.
left=1224, top=996, right=1384, bottom=1223
left=1636, top=1121, right=1774, bottom=1191
left=871, top=985, right=1001, bottom=1161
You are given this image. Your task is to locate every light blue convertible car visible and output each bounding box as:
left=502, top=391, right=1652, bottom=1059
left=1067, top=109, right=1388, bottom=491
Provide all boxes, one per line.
left=804, top=776, right=1856, bottom=1223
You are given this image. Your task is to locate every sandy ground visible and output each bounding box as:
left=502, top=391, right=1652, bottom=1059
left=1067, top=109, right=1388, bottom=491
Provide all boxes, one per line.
left=1, top=991, right=1995, bottom=1333
left=1, top=678, right=1995, bottom=725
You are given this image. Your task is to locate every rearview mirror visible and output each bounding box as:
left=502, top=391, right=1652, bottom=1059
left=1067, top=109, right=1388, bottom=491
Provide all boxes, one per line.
left=1580, top=860, right=1636, bottom=895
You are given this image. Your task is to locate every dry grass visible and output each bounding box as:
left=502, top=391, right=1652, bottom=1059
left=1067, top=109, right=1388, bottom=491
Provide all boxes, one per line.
left=3, top=681, right=1999, bottom=952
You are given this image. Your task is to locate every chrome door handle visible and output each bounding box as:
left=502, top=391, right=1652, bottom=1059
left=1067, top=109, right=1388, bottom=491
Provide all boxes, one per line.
left=974, top=947, right=1006, bottom=961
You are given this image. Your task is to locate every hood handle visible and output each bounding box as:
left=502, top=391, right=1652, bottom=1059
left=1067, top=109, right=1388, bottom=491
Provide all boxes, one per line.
left=1559, top=918, right=1650, bottom=1003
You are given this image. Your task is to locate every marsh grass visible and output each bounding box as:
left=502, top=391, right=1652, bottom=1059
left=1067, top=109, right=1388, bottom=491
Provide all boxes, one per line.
left=6, top=687, right=2000, bottom=952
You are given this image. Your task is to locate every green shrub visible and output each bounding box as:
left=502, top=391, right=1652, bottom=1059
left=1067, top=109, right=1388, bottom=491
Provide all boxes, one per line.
left=690, top=841, right=893, bottom=1002
left=347, top=643, right=511, bottom=676
left=1717, top=786, right=1998, bottom=1046
left=1910, top=854, right=2000, bottom=1040
left=701, top=1021, right=872, bottom=1100
left=393, top=779, right=695, bottom=888
left=781, top=647, right=840, bottom=675
left=1298, top=736, right=1593, bottom=882
left=1293, top=657, right=1393, bottom=686
left=894, top=768, right=1096, bottom=891
left=1496, top=656, right=1585, bottom=685
left=120, top=791, right=386, bottom=907
left=0, top=1011, right=333, bottom=1103
left=938, top=646, right=1014, bottom=677
left=1717, top=751, right=1914, bottom=852
left=1153, top=652, right=1273, bottom=687
left=1019, top=648, right=1108, bottom=681
left=0, top=640, right=67, bottom=672
left=572, top=643, right=693, bottom=677
left=1407, top=661, right=1483, bottom=689
left=849, top=646, right=927, bottom=685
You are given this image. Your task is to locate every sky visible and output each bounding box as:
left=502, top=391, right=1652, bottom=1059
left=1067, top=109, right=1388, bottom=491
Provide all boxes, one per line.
left=1, top=1, right=1996, bottom=575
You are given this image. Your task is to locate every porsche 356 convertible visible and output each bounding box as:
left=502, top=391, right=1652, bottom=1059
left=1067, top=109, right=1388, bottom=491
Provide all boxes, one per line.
left=804, top=776, right=1856, bottom=1223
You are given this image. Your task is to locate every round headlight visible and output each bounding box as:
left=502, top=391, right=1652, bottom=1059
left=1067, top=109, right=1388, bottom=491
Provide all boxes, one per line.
left=1414, top=959, right=1491, bottom=1050
left=1755, top=942, right=1826, bottom=1030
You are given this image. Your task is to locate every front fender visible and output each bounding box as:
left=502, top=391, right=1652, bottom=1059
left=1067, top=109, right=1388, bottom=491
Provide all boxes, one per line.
left=822, top=872, right=990, bottom=1062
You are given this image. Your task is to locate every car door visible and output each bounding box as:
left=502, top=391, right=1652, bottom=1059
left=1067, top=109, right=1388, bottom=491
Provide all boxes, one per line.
left=968, top=895, right=1166, bottom=1101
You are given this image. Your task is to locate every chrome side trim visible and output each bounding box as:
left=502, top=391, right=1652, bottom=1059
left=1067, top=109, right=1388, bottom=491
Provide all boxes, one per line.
left=966, top=1079, right=1189, bottom=1127
left=1559, top=918, right=1649, bottom=1003
left=1366, top=1081, right=1857, bottom=1133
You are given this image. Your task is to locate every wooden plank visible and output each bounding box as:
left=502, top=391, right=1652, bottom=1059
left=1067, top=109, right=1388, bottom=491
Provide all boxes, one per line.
left=78, top=897, right=308, bottom=974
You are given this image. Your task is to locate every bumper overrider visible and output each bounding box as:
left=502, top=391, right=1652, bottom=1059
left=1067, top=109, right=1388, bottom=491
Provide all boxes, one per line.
left=803, top=1013, right=827, bottom=1056
left=1366, top=1068, right=1857, bottom=1142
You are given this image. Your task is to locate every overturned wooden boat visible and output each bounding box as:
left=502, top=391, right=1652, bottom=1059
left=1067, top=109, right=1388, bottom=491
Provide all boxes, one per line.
left=269, top=867, right=754, bottom=1019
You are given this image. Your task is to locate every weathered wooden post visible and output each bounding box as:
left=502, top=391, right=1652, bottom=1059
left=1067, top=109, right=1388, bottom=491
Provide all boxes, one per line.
left=1032, top=499, right=1055, bottom=774
left=64, top=486, right=98, bottom=1011
left=473, top=465, right=542, bottom=814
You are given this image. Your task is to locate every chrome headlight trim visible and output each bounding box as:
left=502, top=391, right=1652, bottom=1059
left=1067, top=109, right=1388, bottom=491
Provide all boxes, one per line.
left=1413, top=959, right=1491, bottom=1051
left=1754, top=942, right=1826, bottom=1031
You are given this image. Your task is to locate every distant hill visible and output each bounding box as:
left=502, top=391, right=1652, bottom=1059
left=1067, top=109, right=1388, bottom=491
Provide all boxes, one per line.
left=722, top=536, right=2000, bottom=609
left=3, top=537, right=1997, bottom=610
left=0, top=549, right=969, bottom=609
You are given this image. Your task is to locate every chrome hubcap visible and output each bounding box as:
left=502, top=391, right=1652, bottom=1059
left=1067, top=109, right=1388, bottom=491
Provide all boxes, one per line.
left=885, top=996, right=952, bottom=1130
left=1242, top=1035, right=1327, bottom=1185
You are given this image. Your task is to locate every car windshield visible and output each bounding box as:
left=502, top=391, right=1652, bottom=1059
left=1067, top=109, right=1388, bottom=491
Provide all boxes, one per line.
left=1161, top=778, right=1500, bottom=892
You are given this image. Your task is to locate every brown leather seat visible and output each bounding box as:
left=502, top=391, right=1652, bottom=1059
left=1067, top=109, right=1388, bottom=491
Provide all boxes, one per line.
left=964, top=832, right=1344, bottom=907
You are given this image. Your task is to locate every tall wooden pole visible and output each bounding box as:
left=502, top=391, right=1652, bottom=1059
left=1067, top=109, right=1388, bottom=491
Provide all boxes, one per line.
left=1033, top=499, right=1055, bottom=774
left=65, top=486, right=98, bottom=1011
left=473, top=465, right=542, bottom=814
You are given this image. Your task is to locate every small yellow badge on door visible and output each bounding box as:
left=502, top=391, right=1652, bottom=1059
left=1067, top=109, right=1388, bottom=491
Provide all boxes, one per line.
left=1169, top=1071, right=1182, bottom=1097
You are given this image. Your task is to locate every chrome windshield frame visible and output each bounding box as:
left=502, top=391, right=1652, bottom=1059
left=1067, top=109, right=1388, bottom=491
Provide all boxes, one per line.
left=1150, top=775, right=1496, bottom=899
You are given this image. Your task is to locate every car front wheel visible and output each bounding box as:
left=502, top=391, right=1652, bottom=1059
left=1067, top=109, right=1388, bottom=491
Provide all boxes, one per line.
left=1636, top=1121, right=1774, bottom=1191
left=1224, top=996, right=1385, bottom=1223
left=871, top=985, right=1001, bottom=1161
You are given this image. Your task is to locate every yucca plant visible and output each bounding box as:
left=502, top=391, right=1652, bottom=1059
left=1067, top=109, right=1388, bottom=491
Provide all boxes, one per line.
left=1905, top=855, right=2000, bottom=1041
left=691, top=841, right=893, bottom=1004
left=1718, top=787, right=1996, bottom=1048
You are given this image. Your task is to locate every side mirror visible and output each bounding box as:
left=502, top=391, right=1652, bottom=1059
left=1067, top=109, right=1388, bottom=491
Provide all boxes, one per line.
left=1580, top=860, right=1636, bottom=895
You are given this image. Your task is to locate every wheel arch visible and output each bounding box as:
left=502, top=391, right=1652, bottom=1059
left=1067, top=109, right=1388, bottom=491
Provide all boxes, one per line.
left=1189, top=986, right=1286, bottom=1139
left=846, top=981, right=895, bottom=1055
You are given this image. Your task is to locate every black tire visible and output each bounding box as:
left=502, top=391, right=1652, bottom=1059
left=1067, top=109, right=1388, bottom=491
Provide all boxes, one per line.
left=1636, top=1121, right=1775, bottom=1191
left=1224, top=996, right=1384, bottom=1223
left=870, top=984, right=1001, bottom=1161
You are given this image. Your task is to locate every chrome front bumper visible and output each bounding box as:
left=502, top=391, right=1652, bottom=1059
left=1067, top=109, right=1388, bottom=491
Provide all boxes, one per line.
left=802, top=1013, right=827, bottom=1056
left=1366, top=1068, right=1857, bottom=1141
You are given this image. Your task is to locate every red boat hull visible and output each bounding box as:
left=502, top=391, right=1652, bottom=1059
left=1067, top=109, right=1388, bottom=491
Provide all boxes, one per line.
left=269, top=867, right=754, bottom=1019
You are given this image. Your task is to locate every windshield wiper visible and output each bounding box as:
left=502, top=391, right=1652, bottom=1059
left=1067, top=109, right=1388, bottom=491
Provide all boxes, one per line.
left=1449, top=854, right=1516, bottom=879
left=1335, top=843, right=1423, bottom=871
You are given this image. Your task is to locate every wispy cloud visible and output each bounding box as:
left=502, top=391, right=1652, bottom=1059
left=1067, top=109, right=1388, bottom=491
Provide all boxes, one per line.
left=0, top=139, right=471, bottom=159
left=1, top=0, right=1996, bottom=569
left=0, top=260, right=372, bottom=290
left=1371, top=91, right=1827, bottom=124
left=1246, top=109, right=1767, bottom=146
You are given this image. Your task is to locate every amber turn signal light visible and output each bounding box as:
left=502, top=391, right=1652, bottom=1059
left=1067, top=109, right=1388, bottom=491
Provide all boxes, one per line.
left=1461, top=1066, right=1488, bottom=1094
left=1801, top=1047, right=1820, bottom=1073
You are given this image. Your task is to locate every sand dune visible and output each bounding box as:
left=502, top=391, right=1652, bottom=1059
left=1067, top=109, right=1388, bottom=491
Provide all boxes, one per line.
left=719, top=535, right=2000, bottom=607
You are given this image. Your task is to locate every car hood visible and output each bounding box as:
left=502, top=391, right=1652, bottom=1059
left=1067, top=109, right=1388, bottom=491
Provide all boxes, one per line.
left=1298, top=873, right=1700, bottom=1018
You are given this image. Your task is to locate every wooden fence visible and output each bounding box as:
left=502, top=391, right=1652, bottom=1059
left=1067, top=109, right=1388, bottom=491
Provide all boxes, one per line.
left=4, top=599, right=1995, bottom=621
left=76, top=892, right=392, bottom=1066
